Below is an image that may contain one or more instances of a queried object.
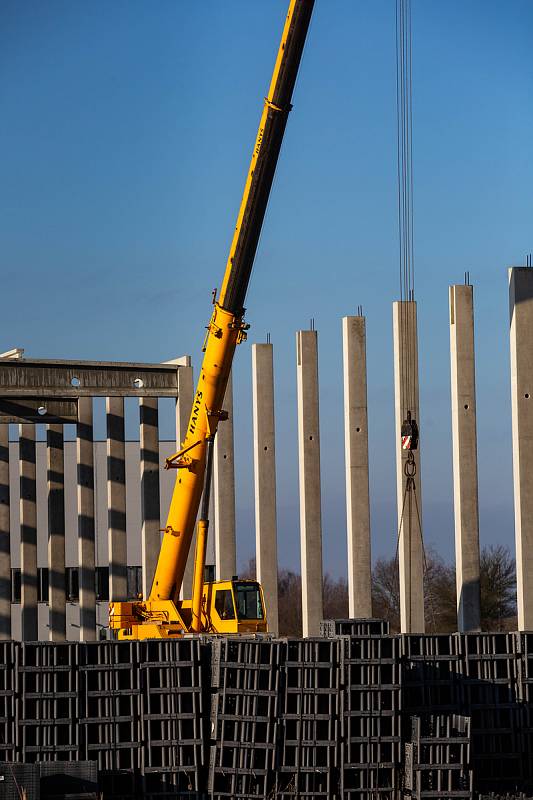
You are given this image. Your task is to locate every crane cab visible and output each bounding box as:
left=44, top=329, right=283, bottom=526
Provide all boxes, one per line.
left=202, top=579, right=267, bottom=635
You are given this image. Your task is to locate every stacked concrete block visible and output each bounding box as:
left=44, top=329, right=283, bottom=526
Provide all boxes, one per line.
left=209, top=638, right=283, bottom=799
left=277, top=638, right=341, bottom=799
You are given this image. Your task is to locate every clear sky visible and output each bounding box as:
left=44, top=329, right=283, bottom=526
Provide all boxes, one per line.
left=1, top=1, right=532, bottom=577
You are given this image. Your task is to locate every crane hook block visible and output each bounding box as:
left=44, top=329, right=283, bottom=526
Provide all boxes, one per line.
left=401, top=416, right=419, bottom=451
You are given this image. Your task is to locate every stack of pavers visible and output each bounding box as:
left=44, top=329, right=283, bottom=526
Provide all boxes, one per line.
left=404, top=714, right=472, bottom=800
left=209, top=637, right=282, bottom=799
left=139, top=638, right=206, bottom=799
left=517, top=631, right=533, bottom=786
left=0, top=641, right=17, bottom=764
left=460, top=633, right=523, bottom=794
left=276, top=637, right=341, bottom=799
left=333, top=620, right=401, bottom=800
left=401, top=634, right=463, bottom=722
left=401, top=634, right=471, bottom=799
left=79, top=640, right=142, bottom=791
left=19, top=642, right=81, bottom=765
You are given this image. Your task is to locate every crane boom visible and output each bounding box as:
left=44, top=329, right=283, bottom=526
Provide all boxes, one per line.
left=109, top=0, right=314, bottom=638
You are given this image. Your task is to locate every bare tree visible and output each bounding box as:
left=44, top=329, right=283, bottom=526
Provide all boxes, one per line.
left=371, top=557, right=400, bottom=632
left=323, top=574, right=348, bottom=620
left=480, top=544, right=516, bottom=631
left=423, top=551, right=457, bottom=633
left=241, top=543, right=517, bottom=635
left=278, top=569, right=302, bottom=637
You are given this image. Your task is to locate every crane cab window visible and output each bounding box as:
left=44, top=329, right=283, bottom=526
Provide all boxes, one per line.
left=214, top=589, right=235, bottom=620
left=235, top=582, right=265, bottom=621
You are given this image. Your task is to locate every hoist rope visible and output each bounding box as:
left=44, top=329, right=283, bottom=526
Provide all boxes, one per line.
left=394, top=1, right=437, bottom=631
left=392, top=452, right=436, bottom=631
left=396, top=0, right=416, bottom=416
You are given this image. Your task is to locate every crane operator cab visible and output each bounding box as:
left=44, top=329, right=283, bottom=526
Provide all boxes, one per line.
left=207, top=579, right=267, bottom=635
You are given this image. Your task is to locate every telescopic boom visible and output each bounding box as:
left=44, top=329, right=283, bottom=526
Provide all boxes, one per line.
left=150, top=0, right=314, bottom=606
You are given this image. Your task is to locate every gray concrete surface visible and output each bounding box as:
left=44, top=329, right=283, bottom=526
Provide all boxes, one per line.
left=449, top=285, right=481, bottom=632
left=139, top=398, right=160, bottom=599
left=20, top=424, right=38, bottom=641
left=77, top=398, right=96, bottom=641
left=0, top=426, right=10, bottom=639
left=296, top=330, right=324, bottom=637
left=252, top=343, right=279, bottom=635
left=214, top=373, right=237, bottom=581
left=106, top=397, right=127, bottom=602
left=509, top=267, right=533, bottom=631
left=47, top=424, right=66, bottom=641
left=393, top=301, right=425, bottom=633
left=342, top=316, right=372, bottom=618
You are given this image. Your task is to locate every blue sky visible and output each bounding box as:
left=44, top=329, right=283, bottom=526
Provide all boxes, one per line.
left=1, top=1, right=532, bottom=577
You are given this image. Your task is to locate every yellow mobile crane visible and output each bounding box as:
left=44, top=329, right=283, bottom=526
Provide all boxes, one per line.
left=109, top=0, right=314, bottom=639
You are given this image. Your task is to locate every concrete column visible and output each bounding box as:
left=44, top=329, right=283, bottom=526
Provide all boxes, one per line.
left=0, top=426, right=10, bottom=639
left=176, top=364, right=195, bottom=599
left=106, top=397, right=127, bottom=601
left=77, top=398, right=96, bottom=641
left=214, top=372, right=236, bottom=580
left=509, top=267, right=533, bottom=630
left=296, top=330, right=324, bottom=637
left=140, top=398, right=160, bottom=598
left=393, top=301, right=425, bottom=633
left=20, top=424, right=37, bottom=641
left=47, top=424, right=66, bottom=641
left=342, top=316, right=372, bottom=618
left=252, top=344, right=279, bottom=635
left=449, top=285, right=481, bottom=632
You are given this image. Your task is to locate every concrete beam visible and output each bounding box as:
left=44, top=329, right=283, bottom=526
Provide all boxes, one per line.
left=296, top=330, right=324, bottom=637
left=449, top=285, right=481, bottom=632
left=140, top=398, right=161, bottom=598
left=0, top=359, right=181, bottom=397
left=106, top=397, right=127, bottom=602
left=0, top=399, right=78, bottom=424
left=77, top=398, right=96, bottom=640
left=0, top=427, right=10, bottom=639
left=20, top=424, right=38, bottom=641
left=252, top=344, right=279, bottom=635
left=47, top=424, right=66, bottom=641
left=509, top=267, right=533, bottom=630
left=214, top=372, right=236, bottom=581
left=342, top=316, right=372, bottom=618
left=393, top=301, right=425, bottom=633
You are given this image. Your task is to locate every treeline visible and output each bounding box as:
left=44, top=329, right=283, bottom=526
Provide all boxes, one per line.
left=241, top=545, right=517, bottom=637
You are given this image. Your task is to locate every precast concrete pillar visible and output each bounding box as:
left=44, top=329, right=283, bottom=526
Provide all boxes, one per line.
left=176, top=364, right=195, bottom=599
left=0, top=426, right=10, bottom=639
left=296, top=330, right=324, bottom=637
left=252, top=343, right=279, bottom=635
left=47, top=424, right=66, bottom=641
left=106, top=397, right=127, bottom=602
left=214, top=372, right=236, bottom=580
left=20, top=424, right=37, bottom=641
left=393, top=301, right=425, bottom=633
left=509, top=267, right=533, bottom=630
left=449, top=284, right=481, bottom=632
left=140, top=398, right=161, bottom=599
left=342, top=316, right=372, bottom=618
left=77, top=398, right=96, bottom=641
